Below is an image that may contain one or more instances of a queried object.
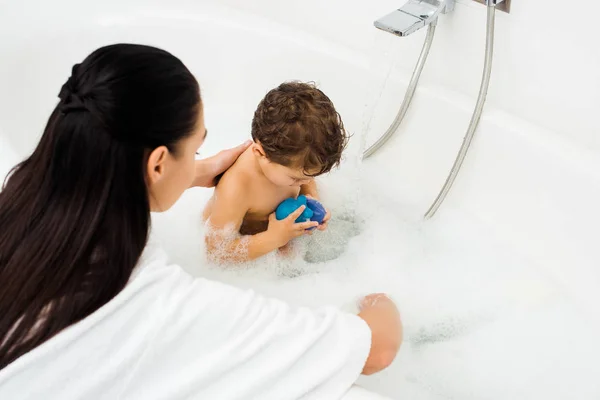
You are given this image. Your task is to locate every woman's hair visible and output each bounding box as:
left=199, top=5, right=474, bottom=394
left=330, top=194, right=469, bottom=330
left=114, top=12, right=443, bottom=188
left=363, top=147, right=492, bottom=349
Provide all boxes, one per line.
left=0, top=44, right=200, bottom=369
left=251, top=81, right=349, bottom=177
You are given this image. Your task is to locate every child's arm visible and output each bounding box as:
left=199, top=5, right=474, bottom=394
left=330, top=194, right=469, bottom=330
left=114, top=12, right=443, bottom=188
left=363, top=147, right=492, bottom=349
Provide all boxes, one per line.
left=207, top=183, right=318, bottom=263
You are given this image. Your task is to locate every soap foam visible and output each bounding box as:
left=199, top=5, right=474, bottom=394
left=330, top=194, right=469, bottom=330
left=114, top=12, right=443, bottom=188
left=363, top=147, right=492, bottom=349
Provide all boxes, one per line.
left=151, top=161, right=600, bottom=400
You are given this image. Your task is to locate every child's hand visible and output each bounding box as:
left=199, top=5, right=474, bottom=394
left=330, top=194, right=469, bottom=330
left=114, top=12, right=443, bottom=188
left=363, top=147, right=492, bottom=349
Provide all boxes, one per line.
left=304, top=194, right=330, bottom=232
left=317, top=209, right=331, bottom=231
left=266, top=205, right=319, bottom=248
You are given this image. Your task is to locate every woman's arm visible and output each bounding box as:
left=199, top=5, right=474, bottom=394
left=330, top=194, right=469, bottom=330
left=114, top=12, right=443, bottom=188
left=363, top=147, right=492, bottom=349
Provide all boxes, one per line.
left=357, top=294, right=403, bottom=375
left=134, top=271, right=385, bottom=399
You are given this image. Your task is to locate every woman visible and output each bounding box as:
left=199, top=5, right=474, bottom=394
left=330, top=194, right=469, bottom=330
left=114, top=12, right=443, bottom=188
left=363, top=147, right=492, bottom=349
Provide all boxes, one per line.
left=0, top=44, right=402, bottom=399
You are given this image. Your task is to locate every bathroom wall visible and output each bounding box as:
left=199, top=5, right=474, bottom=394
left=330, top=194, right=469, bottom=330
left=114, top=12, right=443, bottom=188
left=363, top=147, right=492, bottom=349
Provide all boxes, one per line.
left=2, top=0, right=597, bottom=151
left=211, top=0, right=600, bottom=151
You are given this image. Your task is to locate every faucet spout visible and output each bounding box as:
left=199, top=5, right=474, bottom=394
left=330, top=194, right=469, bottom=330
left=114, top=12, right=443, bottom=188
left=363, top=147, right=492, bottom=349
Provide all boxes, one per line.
left=374, top=0, right=454, bottom=37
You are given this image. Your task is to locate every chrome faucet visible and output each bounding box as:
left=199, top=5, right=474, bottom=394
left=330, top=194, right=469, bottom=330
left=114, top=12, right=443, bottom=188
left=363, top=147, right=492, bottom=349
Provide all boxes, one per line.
left=374, top=0, right=455, bottom=37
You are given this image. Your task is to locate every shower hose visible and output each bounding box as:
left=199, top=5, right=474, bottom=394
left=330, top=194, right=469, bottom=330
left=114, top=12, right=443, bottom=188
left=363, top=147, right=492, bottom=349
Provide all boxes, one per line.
left=362, top=5, right=500, bottom=219
left=425, top=4, right=498, bottom=218
left=362, top=21, right=437, bottom=159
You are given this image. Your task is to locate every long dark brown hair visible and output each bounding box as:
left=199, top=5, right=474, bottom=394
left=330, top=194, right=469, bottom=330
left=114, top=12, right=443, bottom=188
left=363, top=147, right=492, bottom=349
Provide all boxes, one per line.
left=0, top=44, right=200, bottom=369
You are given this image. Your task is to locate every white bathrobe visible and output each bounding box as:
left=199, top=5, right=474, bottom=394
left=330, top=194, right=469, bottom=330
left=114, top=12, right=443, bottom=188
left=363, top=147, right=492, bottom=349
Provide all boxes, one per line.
left=0, top=241, right=372, bottom=400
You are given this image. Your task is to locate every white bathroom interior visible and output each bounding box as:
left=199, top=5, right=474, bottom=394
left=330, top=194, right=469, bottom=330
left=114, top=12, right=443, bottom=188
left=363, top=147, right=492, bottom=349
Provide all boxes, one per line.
left=1, top=0, right=599, bottom=398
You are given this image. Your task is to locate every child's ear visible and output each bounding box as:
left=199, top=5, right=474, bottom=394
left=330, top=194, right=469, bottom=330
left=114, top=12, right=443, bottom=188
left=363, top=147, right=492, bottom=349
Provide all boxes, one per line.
left=252, top=142, right=266, bottom=158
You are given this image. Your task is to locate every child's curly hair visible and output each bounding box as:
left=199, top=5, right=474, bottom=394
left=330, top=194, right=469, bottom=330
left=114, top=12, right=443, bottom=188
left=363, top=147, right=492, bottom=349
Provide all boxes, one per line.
left=251, top=81, right=349, bottom=177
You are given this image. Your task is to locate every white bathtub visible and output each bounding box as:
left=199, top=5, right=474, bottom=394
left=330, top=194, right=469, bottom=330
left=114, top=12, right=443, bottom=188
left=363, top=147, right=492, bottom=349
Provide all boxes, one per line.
left=1, top=0, right=600, bottom=399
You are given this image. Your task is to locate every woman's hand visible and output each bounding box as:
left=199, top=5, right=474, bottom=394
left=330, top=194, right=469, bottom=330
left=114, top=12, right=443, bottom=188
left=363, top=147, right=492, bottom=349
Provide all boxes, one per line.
left=191, top=140, right=252, bottom=188
left=358, top=293, right=403, bottom=375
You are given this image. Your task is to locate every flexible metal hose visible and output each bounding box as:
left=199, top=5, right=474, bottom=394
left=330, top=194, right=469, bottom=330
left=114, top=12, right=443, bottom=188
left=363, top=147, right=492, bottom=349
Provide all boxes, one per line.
left=363, top=21, right=437, bottom=159
left=424, top=5, right=497, bottom=218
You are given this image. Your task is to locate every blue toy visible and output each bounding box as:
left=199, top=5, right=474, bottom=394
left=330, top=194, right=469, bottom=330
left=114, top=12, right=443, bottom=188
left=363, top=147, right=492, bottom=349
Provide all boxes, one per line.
left=275, top=195, right=327, bottom=227
left=305, top=197, right=327, bottom=225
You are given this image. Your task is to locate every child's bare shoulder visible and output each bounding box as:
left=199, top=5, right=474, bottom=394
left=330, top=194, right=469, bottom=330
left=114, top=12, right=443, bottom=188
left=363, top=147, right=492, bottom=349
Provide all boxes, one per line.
left=214, top=164, right=252, bottom=203
left=205, top=167, right=253, bottom=226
